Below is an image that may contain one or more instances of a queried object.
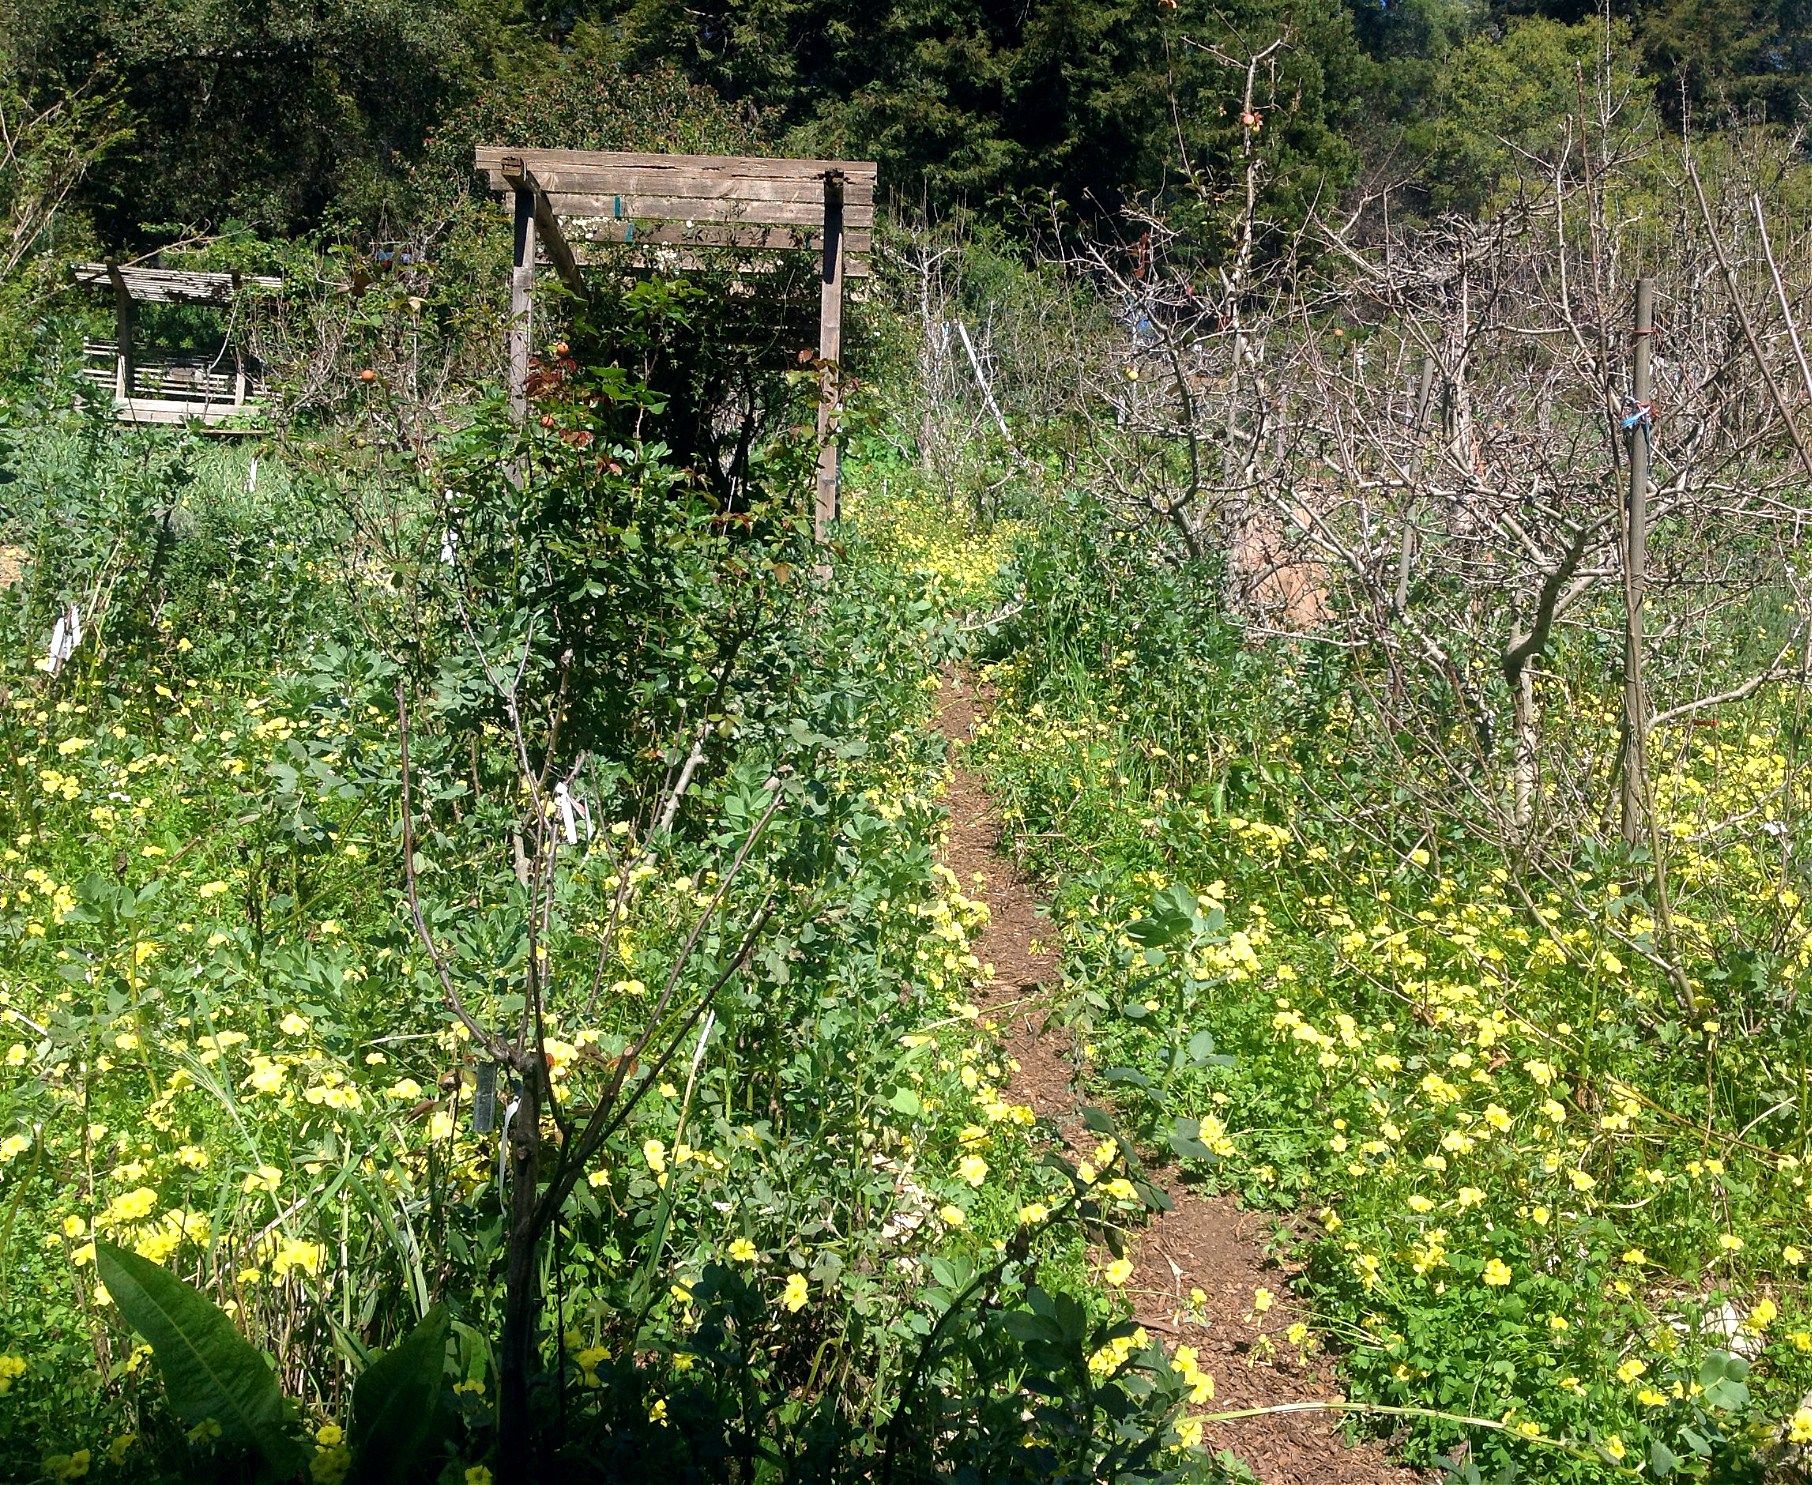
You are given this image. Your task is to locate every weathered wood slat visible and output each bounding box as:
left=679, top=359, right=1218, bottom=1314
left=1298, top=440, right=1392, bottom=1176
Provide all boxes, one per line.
left=511, top=170, right=874, bottom=209
left=566, top=244, right=873, bottom=279
left=476, top=147, right=876, bottom=187
left=541, top=192, right=875, bottom=230
left=72, top=263, right=282, bottom=305
left=81, top=345, right=254, bottom=397
left=549, top=172, right=872, bottom=206
left=565, top=220, right=871, bottom=255
left=115, top=397, right=259, bottom=430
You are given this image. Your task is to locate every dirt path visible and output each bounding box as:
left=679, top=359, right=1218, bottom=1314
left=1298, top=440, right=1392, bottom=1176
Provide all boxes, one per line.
left=936, top=674, right=1423, bottom=1485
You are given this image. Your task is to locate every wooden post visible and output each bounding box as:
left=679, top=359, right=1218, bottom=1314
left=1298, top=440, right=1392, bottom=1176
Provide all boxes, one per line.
left=1412, top=352, right=1436, bottom=430
left=509, top=187, right=537, bottom=419
left=108, top=265, right=134, bottom=402
left=815, top=171, right=845, bottom=545
left=1393, top=352, right=1438, bottom=616
left=1621, top=277, right=1655, bottom=845
left=501, top=159, right=587, bottom=299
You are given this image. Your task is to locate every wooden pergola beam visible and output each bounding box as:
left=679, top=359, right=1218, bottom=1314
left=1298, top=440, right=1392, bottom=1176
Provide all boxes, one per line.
left=499, top=157, right=586, bottom=299
left=480, top=147, right=874, bottom=554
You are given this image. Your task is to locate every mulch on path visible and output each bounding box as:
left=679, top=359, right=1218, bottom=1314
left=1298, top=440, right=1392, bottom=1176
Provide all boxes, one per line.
left=934, top=672, right=1425, bottom=1485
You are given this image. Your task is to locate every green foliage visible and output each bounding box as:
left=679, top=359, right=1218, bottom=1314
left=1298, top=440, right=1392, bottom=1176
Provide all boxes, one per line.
left=609, top=0, right=1371, bottom=223
left=961, top=485, right=1812, bottom=1481
left=1635, top=0, right=1812, bottom=126
left=0, top=288, right=1230, bottom=1481
left=5, top=0, right=498, bottom=239
left=1412, top=16, right=1651, bottom=215
left=95, top=1240, right=309, bottom=1479
left=350, top=1306, right=452, bottom=1485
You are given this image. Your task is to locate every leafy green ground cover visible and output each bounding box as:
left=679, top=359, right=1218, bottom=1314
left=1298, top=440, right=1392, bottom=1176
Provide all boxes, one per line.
left=0, top=411, right=1230, bottom=1481
left=18, top=369, right=1812, bottom=1483
left=956, top=490, right=1812, bottom=1483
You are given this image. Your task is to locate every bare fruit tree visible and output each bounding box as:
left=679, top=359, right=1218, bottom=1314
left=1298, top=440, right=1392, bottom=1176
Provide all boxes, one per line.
left=1028, top=34, right=1812, bottom=998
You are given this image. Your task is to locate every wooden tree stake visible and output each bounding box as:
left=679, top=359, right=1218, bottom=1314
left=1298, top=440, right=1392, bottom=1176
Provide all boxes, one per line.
left=1621, top=277, right=1654, bottom=845
left=815, top=171, right=846, bottom=544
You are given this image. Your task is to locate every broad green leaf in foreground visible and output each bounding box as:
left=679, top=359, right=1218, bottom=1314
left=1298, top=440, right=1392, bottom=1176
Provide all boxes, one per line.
left=350, top=1303, right=451, bottom=1485
left=96, top=1240, right=307, bottom=1479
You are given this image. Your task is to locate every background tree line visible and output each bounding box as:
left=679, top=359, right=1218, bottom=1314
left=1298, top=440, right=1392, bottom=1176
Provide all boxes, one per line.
left=6, top=0, right=1812, bottom=256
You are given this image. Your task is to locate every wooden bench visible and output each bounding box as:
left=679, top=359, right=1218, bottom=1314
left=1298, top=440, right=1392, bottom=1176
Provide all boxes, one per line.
left=71, top=264, right=278, bottom=430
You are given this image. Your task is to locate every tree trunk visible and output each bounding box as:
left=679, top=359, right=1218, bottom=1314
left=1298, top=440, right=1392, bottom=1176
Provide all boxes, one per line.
left=1512, top=663, right=1537, bottom=834
left=497, top=1071, right=543, bottom=1472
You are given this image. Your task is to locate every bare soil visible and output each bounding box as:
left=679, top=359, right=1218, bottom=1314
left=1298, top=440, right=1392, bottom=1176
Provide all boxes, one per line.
left=934, top=672, right=1424, bottom=1485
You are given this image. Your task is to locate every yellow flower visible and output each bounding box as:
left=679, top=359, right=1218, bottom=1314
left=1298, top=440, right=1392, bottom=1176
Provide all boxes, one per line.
left=957, top=1154, right=988, bottom=1187
left=1787, top=1246, right=1807, bottom=1266
left=1615, top=1358, right=1646, bottom=1384
left=642, top=1140, right=667, bottom=1175
left=1251, top=1287, right=1274, bottom=1313
left=1790, top=1409, right=1812, bottom=1445
left=1604, top=1435, right=1626, bottom=1462
left=1103, top=1258, right=1134, bottom=1287
left=782, top=1274, right=810, bottom=1313
left=242, top=1165, right=282, bottom=1194
left=938, top=1204, right=965, bottom=1227
left=280, top=1012, right=311, bottom=1036
left=1747, top=1298, right=1778, bottom=1332
left=1481, top=1258, right=1513, bottom=1287
left=315, top=1424, right=344, bottom=1447
left=1017, top=1202, right=1049, bottom=1225
left=465, top=1469, right=493, bottom=1485
left=270, top=1238, right=324, bottom=1278
left=105, top=1187, right=158, bottom=1224
left=728, top=1237, right=758, bottom=1264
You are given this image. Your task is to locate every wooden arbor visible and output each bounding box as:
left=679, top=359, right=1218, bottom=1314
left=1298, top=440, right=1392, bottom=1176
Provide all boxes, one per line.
left=72, top=263, right=280, bottom=428
left=475, top=148, right=877, bottom=539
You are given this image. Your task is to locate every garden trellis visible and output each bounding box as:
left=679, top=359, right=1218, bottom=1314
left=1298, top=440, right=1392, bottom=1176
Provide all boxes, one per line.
left=474, top=148, right=877, bottom=540
left=71, top=262, right=280, bottom=428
